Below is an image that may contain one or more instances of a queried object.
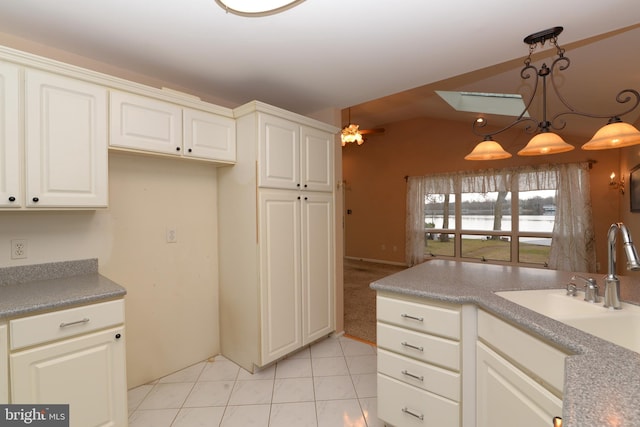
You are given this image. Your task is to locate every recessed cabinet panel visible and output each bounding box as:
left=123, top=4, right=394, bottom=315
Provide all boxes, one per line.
left=301, top=192, right=334, bottom=343
left=11, top=326, right=127, bottom=427
left=477, top=341, right=562, bottom=427
left=25, top=70, right=108, bottom=207
left=258, top=113, right=299, bottom=189
left=110, top=90, right=182, bottom=155
left=301, top=126, right=334, bottom=192
left=184, top=108, right=236, bottom=162
left=0, top=63, right=21, bottom=208
left=0, top=323, right=7, bottom=404
left=259, top=189, right=303, bottom=364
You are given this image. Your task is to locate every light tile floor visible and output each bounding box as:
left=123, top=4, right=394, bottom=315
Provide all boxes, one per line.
left=128, top=335, right=385, bottom=427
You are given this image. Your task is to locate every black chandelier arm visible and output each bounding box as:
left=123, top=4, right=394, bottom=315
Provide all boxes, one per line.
left=547, top=53, right=640, bottom=127
left=471, top=62, right=540, bottom=139
left=550, top=88, right=640, bottom=129
left=471, top=116, right=538, bottom=138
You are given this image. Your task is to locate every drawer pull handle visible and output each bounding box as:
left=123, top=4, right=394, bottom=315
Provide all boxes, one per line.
left=60, top=318, right=90, bottom=328
left=401, top=370, right=424, bottom=382
left=401, top=313, right=424, bottom=322
left=401, top=341, right=424, bottom=352
left=402, top=407, right=424, bottom=420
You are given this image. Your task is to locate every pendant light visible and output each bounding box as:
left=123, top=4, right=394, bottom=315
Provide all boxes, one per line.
left=467, top=27, right=640, bottom=160
left=464, top=136, right=512, bottom=160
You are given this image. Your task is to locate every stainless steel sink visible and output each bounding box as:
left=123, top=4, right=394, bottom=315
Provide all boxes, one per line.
left=496, top=288, right=640, bottom=353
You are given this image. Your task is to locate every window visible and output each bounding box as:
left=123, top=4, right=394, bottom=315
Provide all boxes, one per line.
left=424, top=189, right=553, bottom=266
left=407, top=163, right=596, bottom=272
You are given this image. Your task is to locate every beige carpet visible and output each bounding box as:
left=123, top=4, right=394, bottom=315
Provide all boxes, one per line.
left=343, top=258, right=407, bottom=344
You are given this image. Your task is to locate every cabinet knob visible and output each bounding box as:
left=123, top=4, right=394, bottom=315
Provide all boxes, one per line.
left=298, top=196, right=301, bottom=200
left=176, top=147, right=181, bottom=152
left=115, top=333, right=122, bottom=340
left=32, top=197, right=39, bottom=203
left=304, top=184, right=308, bottom=188
left=8, top=196, right=15, bottom=202
left=297, top=183, right=300, bottom=187
left=304, top=197, right=308, bottom=200
left=188, top=148, right=192, bottom=153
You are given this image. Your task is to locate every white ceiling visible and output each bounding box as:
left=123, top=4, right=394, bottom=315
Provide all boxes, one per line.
left=0, top=0, right=639, bottom=137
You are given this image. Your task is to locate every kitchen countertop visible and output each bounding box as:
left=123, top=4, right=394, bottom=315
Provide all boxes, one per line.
left=371, top=259, right=640, bottom=427
left=0, top=259, right=126, bottom=319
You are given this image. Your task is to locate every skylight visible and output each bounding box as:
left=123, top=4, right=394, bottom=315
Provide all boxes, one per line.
left=436, top=91, right=529, bottom=117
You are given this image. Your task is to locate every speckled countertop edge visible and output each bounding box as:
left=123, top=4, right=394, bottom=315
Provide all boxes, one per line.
left=0, top=259, right=127, bottom=319
left=370, top=259, right=640, bottom=427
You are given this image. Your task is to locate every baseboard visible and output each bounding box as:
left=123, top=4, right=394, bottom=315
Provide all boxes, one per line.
left=344, top=256, right=407, bottom=267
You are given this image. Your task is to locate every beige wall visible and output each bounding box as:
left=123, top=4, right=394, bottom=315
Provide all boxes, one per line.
left=0, top=152, right=221, bottom=388
left=618, top=145, right=640, bottom=280
left=343, top=116, right=622, bottom=271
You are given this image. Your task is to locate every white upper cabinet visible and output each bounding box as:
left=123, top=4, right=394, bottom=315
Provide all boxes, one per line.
left=0, top=62, right=21, bottom=208
left=258, top=113, right=333, bottom=192
left=25, top=69, right=108, bottom=208
left=183, top=108, right=236, bottom=162
left=110, top=90, right=236, bottom=163
left=258, top=113, right=300, bottom=189
left=109, top=90, right=182, bottom=155
left=300, top=125, right=334, bottom=192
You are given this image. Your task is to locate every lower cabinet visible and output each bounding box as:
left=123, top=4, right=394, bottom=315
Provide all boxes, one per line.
left=375, top=295, right=568, bottom=427
left=476, top=310, right=565, bottom=427
left=0, top=323, right=7, bottom=403
left=7, top=300, right=127, bottom=427
left=376, top=293, right=462, bottom=427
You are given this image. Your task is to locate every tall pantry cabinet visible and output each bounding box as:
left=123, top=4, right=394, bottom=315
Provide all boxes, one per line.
left=218, top=101, right=338, bottom=372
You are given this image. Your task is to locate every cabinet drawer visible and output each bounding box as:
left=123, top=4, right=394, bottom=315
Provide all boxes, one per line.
left=377, top=295, right=460, bottom=339
left=378, top=348, right=460, bottom=402
left=377, top=322, right=460, bottom=371
left=378, top=373, right=460, bottom=427
left=10, top=300, right=124, bottom=350
left=477, top=310, right=567, bottom=395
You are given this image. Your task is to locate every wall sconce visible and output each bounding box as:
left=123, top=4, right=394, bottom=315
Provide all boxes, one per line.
left=610, top=172, right=625, bottom=194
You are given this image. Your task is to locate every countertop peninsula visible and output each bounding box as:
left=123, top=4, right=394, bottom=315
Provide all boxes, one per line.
left=370, top=259, right=640, bottom=427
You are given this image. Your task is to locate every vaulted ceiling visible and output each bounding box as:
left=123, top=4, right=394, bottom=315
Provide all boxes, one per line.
left=0, top=0, right=639, bottom=135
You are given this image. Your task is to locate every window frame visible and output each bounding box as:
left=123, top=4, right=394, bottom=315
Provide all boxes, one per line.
left=424, top=185, right=554, bottom=268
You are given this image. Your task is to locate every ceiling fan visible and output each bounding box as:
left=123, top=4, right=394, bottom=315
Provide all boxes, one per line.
left=341, top=108, right=385, bottom=146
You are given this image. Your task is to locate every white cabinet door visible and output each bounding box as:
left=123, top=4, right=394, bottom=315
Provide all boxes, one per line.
left=476, top=341, right=562, bottom=427
left=259, top=189, right=302, bottom=364
left=258, top=113, right=300, bottom=190
left=0, top=62, right=21, bottom=208
left=25, top=70, right=108, bottom=207
left=109, top=90, right=182, bottom=155
left=301, top=192, right=334, bottom=343
left=11, top=327, right=127, bottom=427
left=183, top=108, right=236, bottom=162
left=300, top=126, right=334, bottom=192
left=0, top=323, right=7, bottom=404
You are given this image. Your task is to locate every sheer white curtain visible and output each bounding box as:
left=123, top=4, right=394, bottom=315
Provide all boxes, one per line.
left=548, top=163, right=596, bottom=272
left=405, top=162, right=596, bottom=271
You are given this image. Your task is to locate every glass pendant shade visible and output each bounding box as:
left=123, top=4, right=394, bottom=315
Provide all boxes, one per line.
left=581, top=121, right=640, bottom=150
left=517, top=131, right=574, bottom=156
left=465, top=138, right=512, bottom=160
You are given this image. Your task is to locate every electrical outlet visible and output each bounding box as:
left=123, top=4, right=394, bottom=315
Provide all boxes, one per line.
left=166, top=228, right=177, bottom=243
left=11, top=239, right=27, bottom=259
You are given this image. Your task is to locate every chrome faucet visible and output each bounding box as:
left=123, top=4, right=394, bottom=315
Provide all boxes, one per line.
left=570, top=275, right=599, bottom=303
left=604, top=222, right=640, bottom=309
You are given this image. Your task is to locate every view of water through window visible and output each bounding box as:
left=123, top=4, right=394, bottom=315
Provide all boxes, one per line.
left=424, top=190, right=555, bottom=265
